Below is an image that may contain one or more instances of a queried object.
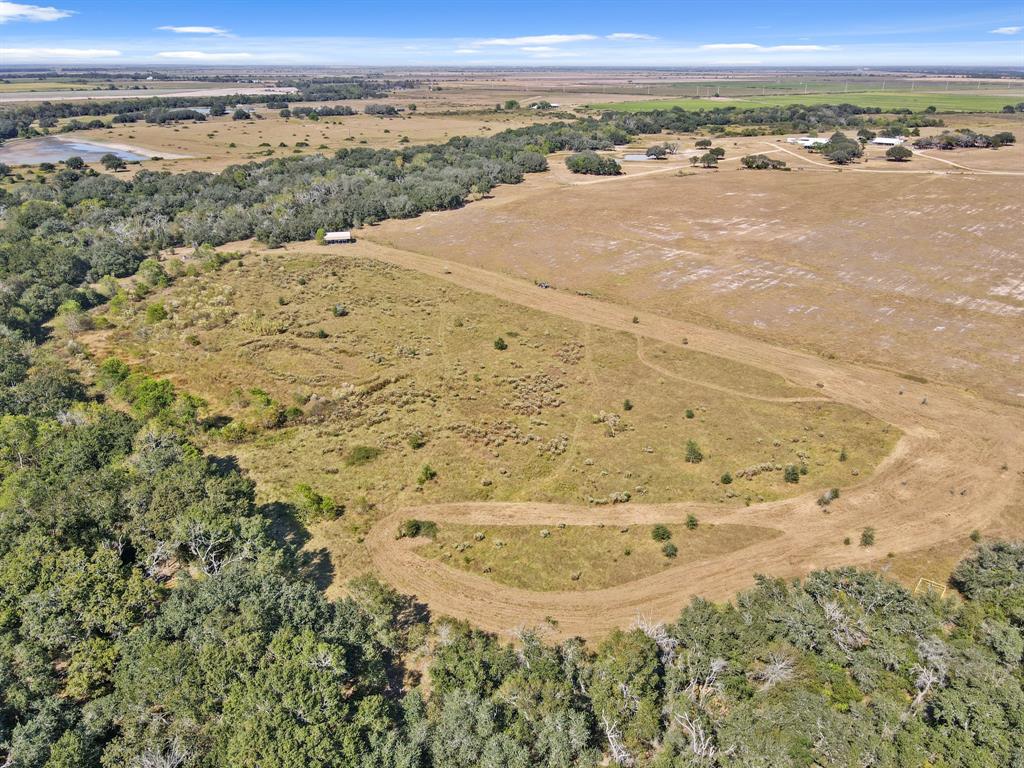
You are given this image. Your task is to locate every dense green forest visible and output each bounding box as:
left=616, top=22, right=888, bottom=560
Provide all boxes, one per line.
left=0, top=97, right=1022, bottom=764
left=1, top=340, right=1022, bottom=765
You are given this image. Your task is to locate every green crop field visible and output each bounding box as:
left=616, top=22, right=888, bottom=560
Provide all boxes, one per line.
left=589, top=90, right=1024, bottom=114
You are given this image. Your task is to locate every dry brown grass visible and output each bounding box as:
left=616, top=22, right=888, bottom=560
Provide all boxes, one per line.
left=367, top=126, right=1024, bottom=404
left=415, top=521, right=777, bottom=591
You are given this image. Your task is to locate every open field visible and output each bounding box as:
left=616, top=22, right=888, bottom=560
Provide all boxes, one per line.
left=589, top=90, right=1024, bottom=113
left=78, top=248, right=894, bottom=515
left=415, top=521, right=777, bottom=591
left=370, top=126, right=1024, bottom=405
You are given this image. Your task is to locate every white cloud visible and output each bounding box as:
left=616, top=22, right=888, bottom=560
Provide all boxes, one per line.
left=453, top=48, right=480, bottom=54
left=606, top=32, right=656, bottom=40
left=529, top=50, right=581, bottom=59
left=520, top=45, right=557, bottom=52
left=701, top=42, right=829, bottom=51
left=0, top=1, right=71, bottom=23
left=155, top=50, right=253, bottom=60
left=0, top=47, right=120, bottom=58
left=477, top=34, right=597, bottom=46
left=769, top=44, right=830, bottom=51
left=157, top=25, right=232, bottom=36
left=990, top=26, right=1021, bottom=35
left=701, top=43, right=761, bottom=49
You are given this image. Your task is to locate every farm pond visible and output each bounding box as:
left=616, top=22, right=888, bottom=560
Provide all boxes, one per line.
left=0, top=136, right=151, bottom=165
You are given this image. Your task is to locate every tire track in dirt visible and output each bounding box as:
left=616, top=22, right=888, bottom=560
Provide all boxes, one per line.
left=288, top=237, right=1024, bottom=641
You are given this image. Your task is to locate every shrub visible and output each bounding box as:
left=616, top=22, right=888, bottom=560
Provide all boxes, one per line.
left=685, top=440, right=703, bottom=464
left=96, top=357, right=130, bottom=392
left=116, top=374, right=176, bottom=420
left=860, top=527, right=876, bottom=547
left=623, top=399, right=634, bottom=411
left=685, top=409, right=694, bottom=419
left=784, top=465, right=800, bottom=484
left=345, top=445, right=381, bottom=466
left=721, top=472, right=733, bottom=485
left=651, top=525, right=672, bottom=542
left=295, top=484, right=340, bottom=521
left=662, top=542, right=678, bottom=558
left=332, top=304, right=349, bottom=317
left=144, top=303, right=168, bottom=324
left=397, top=519, right=438, bottom=539
left=565, top=151, right=621, bottom=176
left=839, top=447, right=848, bottom=462
left=817, top=488, right=840, bottom=507
left=741, top=154, right=788, bottom=170
left=417, top=464, right=437, bottom=485
left=686, top=514, right=698, bottom=530
left=493, top=337, right=508, bottom=350
left=407, top=433, right=426, bottom=450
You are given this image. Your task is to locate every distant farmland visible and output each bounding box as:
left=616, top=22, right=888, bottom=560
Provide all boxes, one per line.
left=589, top=90, right=1024, bottom=113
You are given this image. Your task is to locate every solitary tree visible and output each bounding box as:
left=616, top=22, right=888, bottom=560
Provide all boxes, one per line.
left=886, top=145, right=913, bottom=162
left=699, top=153, right=718, bottom=168
left=645, top=144, right=667, bottom=159
left=100, top=153, right=125, bottom=172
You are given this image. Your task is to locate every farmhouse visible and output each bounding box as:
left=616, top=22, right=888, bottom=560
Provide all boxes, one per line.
left=324, top=231, right=354, bottom=244
left=870, top=136, right=905, bottom=146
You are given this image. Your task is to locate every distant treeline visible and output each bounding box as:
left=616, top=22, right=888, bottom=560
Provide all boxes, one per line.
left=0, top=78, right=417, bottom=141
left=600, top=102, right=945, bottom=137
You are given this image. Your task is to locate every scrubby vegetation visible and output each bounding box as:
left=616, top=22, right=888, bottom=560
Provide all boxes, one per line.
left=565, top=151, right=622, bottom=175
left=740, top=154, right=788, bottom=170
left=913, top=129, right=1016, bottom=150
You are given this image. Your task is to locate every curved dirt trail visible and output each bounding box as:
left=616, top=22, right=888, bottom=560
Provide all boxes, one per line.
left=291, top=238, right=1024, bottom=640
left=634, top=335, right=831, bottom=404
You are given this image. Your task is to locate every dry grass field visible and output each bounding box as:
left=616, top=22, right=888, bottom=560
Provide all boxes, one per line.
left=79, top=248, right=894, bottom=511
left=370, top=124, right=1024, bottom=405
left=415, top=521, right=778, bottom=591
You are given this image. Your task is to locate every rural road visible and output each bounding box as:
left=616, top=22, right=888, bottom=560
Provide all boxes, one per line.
left=279, top=237, right=1024, bottom=640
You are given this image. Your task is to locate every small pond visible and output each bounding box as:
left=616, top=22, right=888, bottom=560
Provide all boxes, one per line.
left=622, top=154, right=653, bottom=161
left=0, top=136, right=150, bottom=165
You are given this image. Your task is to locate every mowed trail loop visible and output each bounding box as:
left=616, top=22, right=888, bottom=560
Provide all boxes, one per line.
left=288, top=238, right=1024, bottom=641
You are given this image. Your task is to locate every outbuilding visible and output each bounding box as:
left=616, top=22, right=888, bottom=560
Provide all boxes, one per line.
left=870, top=136, right=905, bottom=146
left=324, top=231, right=354, bottom=244
left=787, top=136, right=829, bottom=147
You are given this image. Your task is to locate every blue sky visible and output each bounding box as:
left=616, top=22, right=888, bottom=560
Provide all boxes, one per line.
left=1, top=0, right=1023, bottom=66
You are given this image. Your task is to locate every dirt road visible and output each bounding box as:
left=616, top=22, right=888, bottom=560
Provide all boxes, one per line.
left=275, top=236, right=1024, bottom=640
